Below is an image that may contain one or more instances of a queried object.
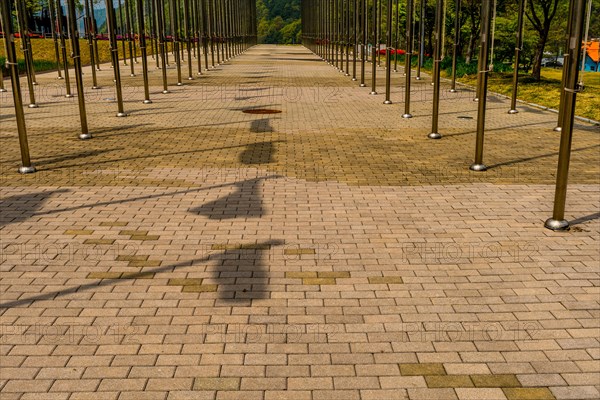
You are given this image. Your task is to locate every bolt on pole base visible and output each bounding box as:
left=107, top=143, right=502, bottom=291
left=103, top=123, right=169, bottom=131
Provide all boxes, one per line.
left=544, top=218, right=570, bottom=231
left=428, top=132, right=442, bottom=140
left=79, top=133, right=92, bottom=140
left=19, top=165, right=36, bottom=174
left=508, top=109, right=519, bottom=114
left=469, top=163, right=488, bottom=172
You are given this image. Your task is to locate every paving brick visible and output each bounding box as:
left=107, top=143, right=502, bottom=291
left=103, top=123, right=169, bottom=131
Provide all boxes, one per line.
left=400, top=363, right=446, bottom=376
left=193, top=377, right=240, bottom=391
left=503, top=387, right=556, bottom=400
left=425, top=375, right=474, bottom=388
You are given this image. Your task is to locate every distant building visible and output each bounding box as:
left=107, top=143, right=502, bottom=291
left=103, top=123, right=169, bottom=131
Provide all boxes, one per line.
left=583, top=40, right=599, bottom=73
left=30, top=4, right=107, bottom=36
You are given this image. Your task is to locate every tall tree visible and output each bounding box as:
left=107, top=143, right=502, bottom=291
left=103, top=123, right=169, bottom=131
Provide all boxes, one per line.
left=526, top=0, right=562, bottom=80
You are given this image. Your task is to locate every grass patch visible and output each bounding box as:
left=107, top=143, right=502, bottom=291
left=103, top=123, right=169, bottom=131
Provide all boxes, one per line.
left=386, top=54, right=600, bottom=121
left=0, top=38, right=151, bottom=75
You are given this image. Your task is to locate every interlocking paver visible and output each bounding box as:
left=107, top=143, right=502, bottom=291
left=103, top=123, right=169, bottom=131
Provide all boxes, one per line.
left=1, top=44, right=598, bottom=400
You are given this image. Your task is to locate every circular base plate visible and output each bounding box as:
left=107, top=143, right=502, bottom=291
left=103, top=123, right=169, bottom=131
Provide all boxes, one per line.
left=162, top=90, right=170, bottom=94
left=28, top=104, right=39, bottom=108
left=402, top=114, right=413, bottom=119
left=19, top=165, right=36, bottom=174
left=79, top=133, right=92, bottom=140
left=469, top=163, right=488, bottom=172
left=65, top=94, right=74, bottom=98
left=0, top=89, right=6, bottom=93
left=188, top=77, right=194, bottom=80
left=130, top=74, right=136, bottom=77
left=360, top=84, right=366, bottom=87
left=92, top=86, right=100, bottom=90
left=473, top=98, right=479, bottom=102
left=352, top=78, right=357, bottom=81
left=415, top=77, right=422, bottom=80
left=383, top=100, right=392, bottom=105
left=544, top=218, right=570, bottom=231
left=369, top=92, right=377, bottom=95
left=57, top=76, right=64, bottom=80
left=116, top=112, right=128, bottom=118
left=177, top=83, right=183, bottom=86
left=553, top=126, right=562, bottom=132
left=143, top=100, right=153, bottom=104
left=449, top=89, right=458, bottom=93
left=508, top=109, right=519, bottom=114
left=428, top=132, right=442, bottom=140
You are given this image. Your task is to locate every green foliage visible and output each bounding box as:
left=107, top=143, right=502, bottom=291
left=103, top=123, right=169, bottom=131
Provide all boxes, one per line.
left=0, top=56, right=57, bottom=75
left=257, top=0, right=301, bottom=44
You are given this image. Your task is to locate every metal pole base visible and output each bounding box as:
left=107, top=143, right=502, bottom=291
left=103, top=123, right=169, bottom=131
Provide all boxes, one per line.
left=0, top=88, right=6, bottom=92
left=79, top=133, right=92, bottom=140
left=469, top=163, right=488, bottom=172
left=508, top=109, right=519, bottom=114
left=177, top=83, right=183, bottom=86
left=352, top=78, right=357, bottom=81
left=162, top=90, right=170, bottom=94
left=450, top=89, right=458, bottom=93
left=116, top=112, right=128, bottom=117
left=197, top=72, right=203, bottom=76
left=345, top=73, right=350, bottom=76
left=28, top=104, right=39, bottom=108
left=402, top=113, right=413, bottom=119
left=393, top=70, right=398, bottom=73
left=18, top=165, right=36, bottom=174
left=65, top=94, right=74, bottom=98
left=360, top=84, right=366, bottom=87
left=473, top=98, right=479, bottom=102
left=188, top=77, right=194, bottom=80
left=553, top=126, right=562, bottom=132
left=57, top=76, right=64, bottom=80
left=92, top=86, right=100, bottom=90
left=32, top=82, right=38, bottom=86
left=544, top=218, right=570, bottom=231
left=383, top=100, right=392, bottom=104
left=130, top=74, right=136, bottom=77
left=415, top=76, right=422, bottom=80
left=143, top=100, right=153, bottom=104
left=428, top=132, right=442, bottom=139
left=369, top=91, right=377, bottom=95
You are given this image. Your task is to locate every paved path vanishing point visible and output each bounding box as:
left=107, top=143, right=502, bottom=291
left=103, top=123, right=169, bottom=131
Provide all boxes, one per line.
left=1, top=45, right=599, bottom=400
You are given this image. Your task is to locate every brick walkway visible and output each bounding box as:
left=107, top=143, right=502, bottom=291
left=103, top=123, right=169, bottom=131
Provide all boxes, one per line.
left=0, top=45, right=599, bottom=400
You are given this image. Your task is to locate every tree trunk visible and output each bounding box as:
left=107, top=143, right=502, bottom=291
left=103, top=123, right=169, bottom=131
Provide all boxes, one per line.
left=531, top=30, right=549, bottom=81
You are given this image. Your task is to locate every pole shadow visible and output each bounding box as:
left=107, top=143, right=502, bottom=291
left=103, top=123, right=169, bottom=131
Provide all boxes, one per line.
left=207, top=239, right=284, bottom=303
left=0, top=189, right=69, bottom=229
left=189, top=177, right=267, bottom=220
